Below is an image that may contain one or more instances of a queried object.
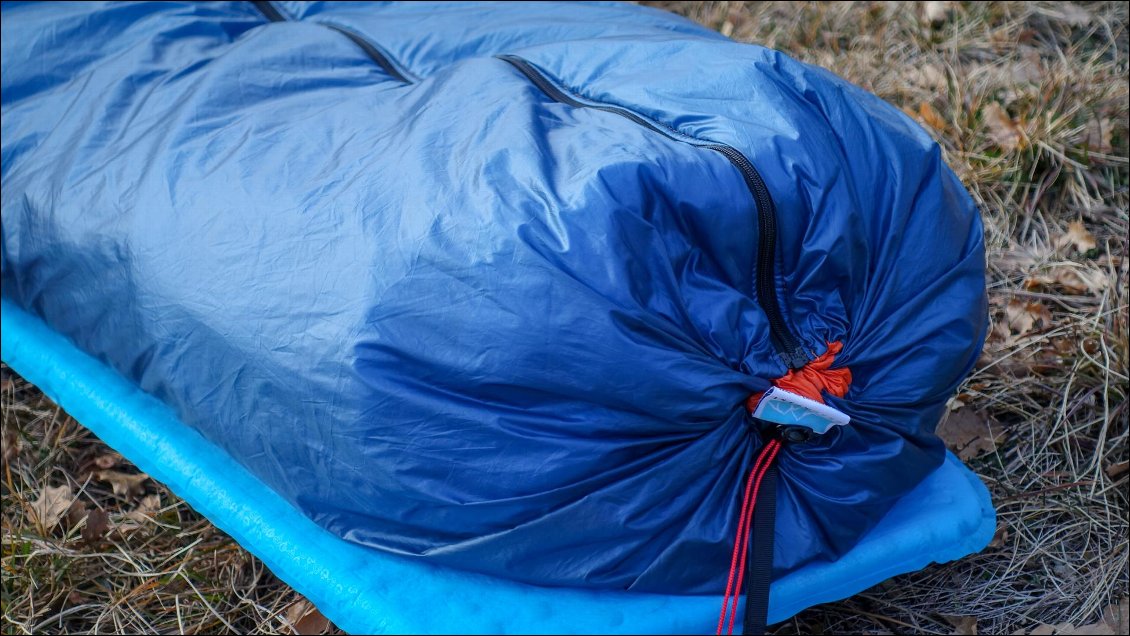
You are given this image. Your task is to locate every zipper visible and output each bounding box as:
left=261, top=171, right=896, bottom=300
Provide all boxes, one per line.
left=244, top=3, right=808, bottom=368
left=251, top=0, right=284, bottom=22
left=251, top=1, right=413, bottom=84
left=320, top=24, right=413, bottom=84
left=498, top=55, right=810, bottom=369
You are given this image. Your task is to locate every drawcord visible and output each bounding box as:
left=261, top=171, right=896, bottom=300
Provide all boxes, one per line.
left=745, top=341, right=852, bottom=413
left=717, top=437, right=782, bottom=635
left=718, top=341, right=852, bottom=635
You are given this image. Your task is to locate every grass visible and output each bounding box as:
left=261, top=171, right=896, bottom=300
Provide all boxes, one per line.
left=1, top=369, right=309, bottom=634
left=3, top=1, right=1128, bottom=634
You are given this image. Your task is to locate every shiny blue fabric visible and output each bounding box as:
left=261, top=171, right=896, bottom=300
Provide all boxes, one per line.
left=0, top=297, right=998, bottom=633
left=0, top=1, right=987, bottom=594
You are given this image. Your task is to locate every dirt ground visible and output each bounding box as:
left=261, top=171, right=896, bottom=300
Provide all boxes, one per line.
left=2, top=2, right=1127, bottom=634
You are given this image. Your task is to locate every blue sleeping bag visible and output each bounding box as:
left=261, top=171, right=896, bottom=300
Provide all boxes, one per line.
left=1, top=0, right=987, bottom=602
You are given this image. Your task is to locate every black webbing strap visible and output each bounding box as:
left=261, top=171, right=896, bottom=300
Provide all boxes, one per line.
left=742, top=457, right=778, bottom=635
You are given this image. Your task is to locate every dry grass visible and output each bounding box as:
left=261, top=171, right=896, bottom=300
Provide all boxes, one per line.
left=2, top=2, right=1128, bottom=634
left=0, top=368, right=333, bottom=635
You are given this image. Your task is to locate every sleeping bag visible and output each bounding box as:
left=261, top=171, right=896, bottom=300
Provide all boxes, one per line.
left=1, top=0, right=988, bottom=603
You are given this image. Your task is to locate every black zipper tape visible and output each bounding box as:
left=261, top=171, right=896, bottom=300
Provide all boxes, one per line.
left=320, top=23, right=413, bottom=84
left=251, top=1, right=413, bottom=84
left=498, top=55, right=809, bottom=369
left=245, top=3, right=807, bottom=368
left=251, top=0, right=284, bottom=23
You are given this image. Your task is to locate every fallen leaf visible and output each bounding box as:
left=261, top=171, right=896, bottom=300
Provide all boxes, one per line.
left=988, top=523, right=1009, bottom=548
left=1009, top=49, right=1044, bottom=84
left=909, top=63, right=946, bottom=90
left=124, top=494, right=161, bottom=525
left=1025, top=598, right=1127, bottom=634
left=1102, top=597, right=1129, bottom=633
left=1081, top=338, right=1101, bottom=355
left=983, top=102, right=1026, bottom=152
left=1054, top=267, right=1108, bottom=294
left=942, top=614, right=978, bottom=635
left=996, top=247, right=1047, bottom=272
left=66, top=499, right=88, bottom=527
left=937, top=408, right=1005, bottom=460
left=1055, top=3, right=1094, bottom=27
left=1057, top=220, right=1097, bottom=255
left=1023, top=272, right=1057, bottom=291
left=923, top=1, right=953, bottom=26
left=283, top=598, right=332, bottom=635
left=988, top=319, right=1012, bottom=346
left=28, top=484, right=75, bottom=533
left=918, top=102, right=947, bottom=131
left=1005, top=299, right=1053, bottom=337
left=94, top=453, right=121, bottom=470
left=1082, top=118, right=1114, bottom=154
left=113, top=494, right=162, bottom=534
left=81, top=508, right=111, bottom=543
left=1106, top=461, right=1129, bottom=480
left=1028, top=620, right=1114, bottom=634
left=1025, top=266, right=1109, bottom=295
left=95, top=470, right=150, bottom=499
left=1051, top=337, right=1076, bottom=355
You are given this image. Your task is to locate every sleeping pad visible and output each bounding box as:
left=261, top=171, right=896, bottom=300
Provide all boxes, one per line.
left=0, top=0, right=988, bottom=600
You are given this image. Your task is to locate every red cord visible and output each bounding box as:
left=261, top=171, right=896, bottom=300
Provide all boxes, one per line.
left=717, top=439, right=781, bottom=635
left=717, top=341, right=850, bottom=633
left=716, top=440, right=772, bottom=634
left=727, top=440, right=781, bottom=635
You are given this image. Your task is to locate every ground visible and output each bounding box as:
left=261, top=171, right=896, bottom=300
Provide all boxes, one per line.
left=2, top=1, right=1127, bottom=634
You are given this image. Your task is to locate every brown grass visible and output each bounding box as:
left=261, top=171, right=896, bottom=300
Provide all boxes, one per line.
left=1, top=369, right=325, bottom=634
left=3, top=2, right=1128, bottom=634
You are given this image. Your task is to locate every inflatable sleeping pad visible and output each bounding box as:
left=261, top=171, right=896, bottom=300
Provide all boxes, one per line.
left=1, top=1, right=994, bottom=632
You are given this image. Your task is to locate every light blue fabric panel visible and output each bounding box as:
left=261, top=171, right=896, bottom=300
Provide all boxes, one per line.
left=2, top=297, right=995, bottom=634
